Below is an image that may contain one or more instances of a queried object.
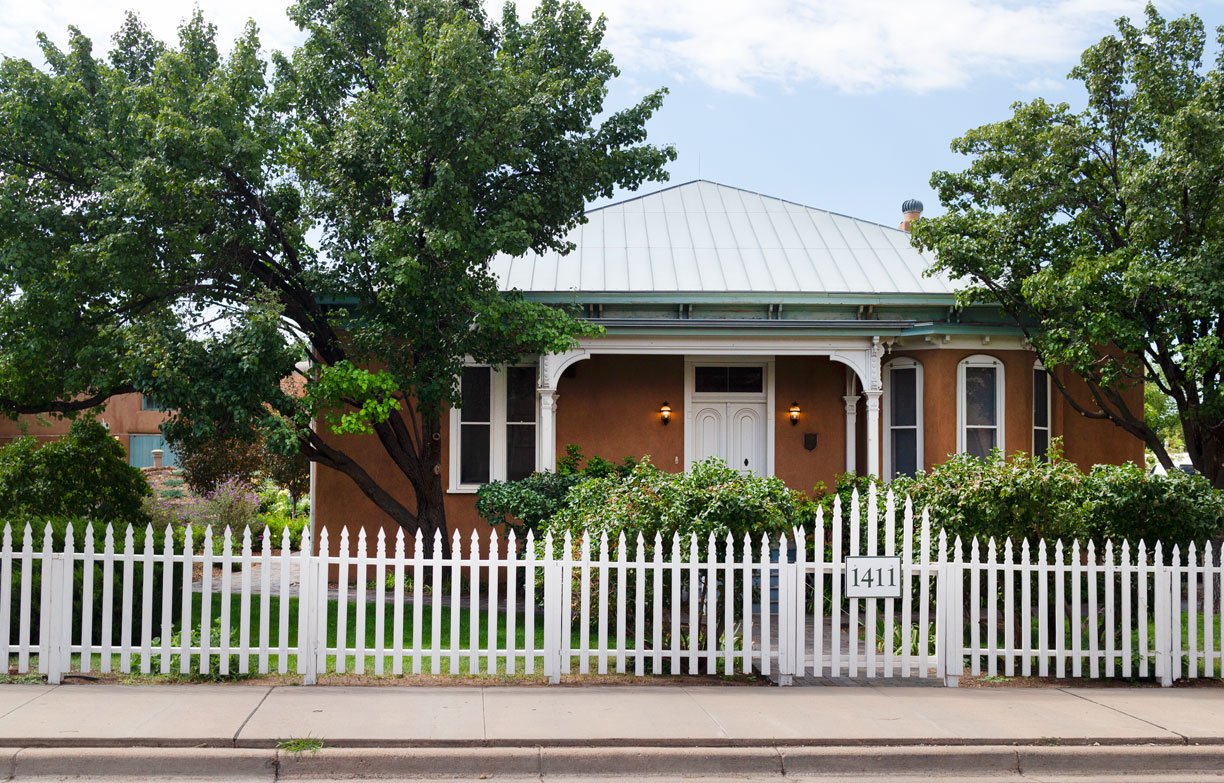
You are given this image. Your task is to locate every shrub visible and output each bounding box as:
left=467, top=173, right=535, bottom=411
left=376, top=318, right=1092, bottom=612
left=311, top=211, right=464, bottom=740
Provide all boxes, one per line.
left=1081, top=462, right=1224, bottom=546
left=542, top=456, right=802, bottom=556
left=889, top=445, right=1224, bottom=547
left=475, top=445, right=636, bottom=535
left=0, top=420, right=150, bottom=526
left=261, top=512, right=307, bottom=550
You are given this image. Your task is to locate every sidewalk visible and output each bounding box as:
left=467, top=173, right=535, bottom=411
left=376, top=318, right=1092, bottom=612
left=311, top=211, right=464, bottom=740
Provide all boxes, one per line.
left=0, top=682, right=1220, bottom=748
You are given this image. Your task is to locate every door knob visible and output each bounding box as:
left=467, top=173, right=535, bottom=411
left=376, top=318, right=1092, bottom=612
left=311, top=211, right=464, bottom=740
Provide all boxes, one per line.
left=743, top=458, right=749, bottom=466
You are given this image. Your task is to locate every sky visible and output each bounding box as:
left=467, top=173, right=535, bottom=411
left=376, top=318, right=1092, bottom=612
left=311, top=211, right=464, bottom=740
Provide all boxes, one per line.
left=3, top=0, right=1223, bottom=227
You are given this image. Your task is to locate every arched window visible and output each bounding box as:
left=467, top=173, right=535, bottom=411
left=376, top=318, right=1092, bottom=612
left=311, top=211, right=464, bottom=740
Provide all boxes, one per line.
left=957, top=354, right=1005, bottom=458
left=1033, top=360, right=1051, bottom=460
left=883, top=357, right=923, bottom=479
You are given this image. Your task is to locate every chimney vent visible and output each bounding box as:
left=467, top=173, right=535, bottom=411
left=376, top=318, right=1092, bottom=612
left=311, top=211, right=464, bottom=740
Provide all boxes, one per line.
left=900, top=198, right=923, bottom=232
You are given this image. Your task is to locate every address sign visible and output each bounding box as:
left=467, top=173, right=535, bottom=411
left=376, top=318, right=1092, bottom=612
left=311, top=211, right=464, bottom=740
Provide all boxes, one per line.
left=844, top=556, right=903, bottom=599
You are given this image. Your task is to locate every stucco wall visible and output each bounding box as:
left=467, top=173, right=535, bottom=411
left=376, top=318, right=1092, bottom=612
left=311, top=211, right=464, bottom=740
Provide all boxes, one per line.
left=313, top=349, right=1145, bottom=551
left=0, top=393, right=168, bottom=457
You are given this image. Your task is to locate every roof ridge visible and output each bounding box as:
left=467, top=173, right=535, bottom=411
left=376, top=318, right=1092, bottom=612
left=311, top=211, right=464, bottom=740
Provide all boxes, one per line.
left=588, top=179, right=907, bottom=234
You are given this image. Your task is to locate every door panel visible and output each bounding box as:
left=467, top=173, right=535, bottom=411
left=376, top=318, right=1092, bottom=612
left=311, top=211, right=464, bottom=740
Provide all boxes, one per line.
left=692, top=405, right=725, bottom=464
left=728, top=404, right=766, bottom=475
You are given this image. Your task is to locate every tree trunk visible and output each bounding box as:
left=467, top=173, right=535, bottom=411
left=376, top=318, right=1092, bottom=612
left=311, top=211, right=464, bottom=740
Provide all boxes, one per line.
left=1183, top=419, right=1224, bottom=489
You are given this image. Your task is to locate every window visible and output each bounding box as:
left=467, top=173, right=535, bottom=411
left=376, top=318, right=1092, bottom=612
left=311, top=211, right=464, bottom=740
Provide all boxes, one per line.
left=451, top=365, right=538, bottom=491
left=957, top=355, right=1005, bottom=458
left=883, top=358, right=923, bottom=479
left=694, top=366, right=764, bottom=394
left=140, top=395, right=166, bottom=412
left=1033, top=362, right=1051, bottom=460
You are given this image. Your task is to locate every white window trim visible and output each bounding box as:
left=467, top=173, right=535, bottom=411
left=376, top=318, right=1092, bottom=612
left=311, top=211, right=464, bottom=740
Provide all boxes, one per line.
left=683, top=357, right=775, bottom=476
left=1033, top=360, right=1052, bottom=457
left=447, top=362, right=538, bottom=493
left=956, top=354, right=1006, bottom=456
left=882, top=357, right=924, bottom=480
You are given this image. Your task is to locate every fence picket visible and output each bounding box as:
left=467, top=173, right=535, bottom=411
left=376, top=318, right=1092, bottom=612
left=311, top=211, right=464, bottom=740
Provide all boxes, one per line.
left=1104, top=540, right=1115, bottom=678
left=0, top=527, right=13, bottom=673
left=431, top=531, right=443, bottom=675
left=486, top=530, right=498, bottom=676
left=468, top=529, right=479, bottom=675
left=412, top=530, right=424, bottom=675
left=830, top=495, right=843, bottom=678
left=79, top=524, right=94, bottom=674
left=506, top=530, right=518, bottom=676
left=848, top=489, right=860, bottom=678
left=687, top=534, right=698, bottom=675
left=597, top=531, right=608, bottom=675
left=393, top=529, right=405, bottom=676
left=119, top=525, right=135, bottom=673
left=449, top=531, right=461, bottom=675
left=1020, top=539, right=1031, bottom=677
left=6, top=494, right=1209, bottom=690
left=218, top=527, right=232, bottom=677
left=139, top=526, right=154, bottom=674
left=1121, top=540, right=1133, bottom=679
left=375, top=529, right=387, bottom=676
left=615, top=532, right=627, bottom=674
left=813, top=508, right=825, bottom=679
left=238, top=528, right=251, bottom=676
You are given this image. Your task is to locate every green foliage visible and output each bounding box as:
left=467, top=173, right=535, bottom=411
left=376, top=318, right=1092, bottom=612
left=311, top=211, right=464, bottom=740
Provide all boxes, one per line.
left=150, top=619, right=249, bottom=681
left=542, top=457, right=804, bottom=557
left=261, top=512, right=307, bottom=550
left=474, top=445, right=635, bottom=534
left=0, top=1, right=674, bottom=540
left=890, top=446, right=1224, bottom=547
left=1145, top=380, right=1184, bottom=453
left=910, top=5, right=1224, bottom=484
left=0, top=420, right=150, bottom=526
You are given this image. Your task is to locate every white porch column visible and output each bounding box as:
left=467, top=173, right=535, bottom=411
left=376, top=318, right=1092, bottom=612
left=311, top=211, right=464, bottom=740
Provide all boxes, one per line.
left=538, top=389, right=558, bottom=473
left=842, top=395, right=858, bottom=474
left=864, top=391, right=882, bottom=479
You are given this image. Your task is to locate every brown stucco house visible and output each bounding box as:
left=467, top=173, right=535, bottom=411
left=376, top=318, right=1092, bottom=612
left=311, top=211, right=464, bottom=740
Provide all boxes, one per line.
left=313, top=181, right=1143, bottom=545
left=0, top=392, right=174, bottom=468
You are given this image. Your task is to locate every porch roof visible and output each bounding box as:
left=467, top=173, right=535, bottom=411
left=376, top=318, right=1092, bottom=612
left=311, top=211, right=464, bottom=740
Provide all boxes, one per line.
left=490, top=180, right=960, bottom=301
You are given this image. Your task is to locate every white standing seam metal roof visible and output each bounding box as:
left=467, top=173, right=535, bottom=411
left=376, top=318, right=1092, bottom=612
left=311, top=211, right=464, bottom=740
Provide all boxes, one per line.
left=490, top=180, right=958, bottom=297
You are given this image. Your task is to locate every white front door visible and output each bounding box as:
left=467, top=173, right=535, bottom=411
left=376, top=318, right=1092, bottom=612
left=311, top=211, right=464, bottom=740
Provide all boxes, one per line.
left=690, top=402, right=767, bottom=475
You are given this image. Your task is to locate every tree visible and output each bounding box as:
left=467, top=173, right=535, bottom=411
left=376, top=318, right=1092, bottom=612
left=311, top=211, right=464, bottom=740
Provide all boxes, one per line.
left=911, top=4, right=1224, bottom=485
left=0, top=1, right=674, bottom=546
left=0, top=419, right=151, bottom=525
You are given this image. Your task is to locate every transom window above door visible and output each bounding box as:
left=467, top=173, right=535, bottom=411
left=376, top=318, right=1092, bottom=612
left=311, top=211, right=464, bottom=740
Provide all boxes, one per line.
left=693, top=366, right=764, bottom=394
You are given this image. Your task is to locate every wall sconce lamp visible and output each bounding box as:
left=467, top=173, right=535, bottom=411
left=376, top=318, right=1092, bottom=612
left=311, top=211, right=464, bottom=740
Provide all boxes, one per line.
left=660, top=402, right=672, bottom=425
left=789, top=402, right=801, bottom=426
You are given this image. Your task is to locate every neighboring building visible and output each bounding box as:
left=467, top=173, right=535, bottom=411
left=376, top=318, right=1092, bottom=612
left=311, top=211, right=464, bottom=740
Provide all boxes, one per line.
left=0, top=393, right=175, bottom=468
left=313, top=181, right=1144, bottom=544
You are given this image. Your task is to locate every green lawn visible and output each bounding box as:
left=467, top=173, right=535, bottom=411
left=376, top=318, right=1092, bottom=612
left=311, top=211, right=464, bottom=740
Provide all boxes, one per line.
left=72, top=592, right=555, bottom=679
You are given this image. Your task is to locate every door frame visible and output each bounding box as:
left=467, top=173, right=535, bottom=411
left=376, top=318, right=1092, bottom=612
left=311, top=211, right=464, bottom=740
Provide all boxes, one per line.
left=683, top=356, right=775, bottom=476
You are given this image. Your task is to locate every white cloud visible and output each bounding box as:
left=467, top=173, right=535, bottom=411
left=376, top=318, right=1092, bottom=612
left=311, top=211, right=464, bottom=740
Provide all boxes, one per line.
left=0, top=0, right=1164, bottom=94
left=521, top=0, right=1153, bottom=93
left=0, top=0, right=302, bottom=67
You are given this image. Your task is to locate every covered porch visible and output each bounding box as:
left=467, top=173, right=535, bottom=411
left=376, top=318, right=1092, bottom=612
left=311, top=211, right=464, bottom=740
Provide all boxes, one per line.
left=533, top=331, right=890, bottom=487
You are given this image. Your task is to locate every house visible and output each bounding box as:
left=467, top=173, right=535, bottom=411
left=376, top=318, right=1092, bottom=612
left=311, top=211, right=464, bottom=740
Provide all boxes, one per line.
left=0, top=393, right=175, bottom=467
left=313, top=180, right=1143, bottom=545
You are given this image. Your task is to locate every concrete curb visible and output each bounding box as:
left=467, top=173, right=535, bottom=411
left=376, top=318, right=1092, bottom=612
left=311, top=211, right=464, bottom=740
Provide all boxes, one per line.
left=12, top=747, right=276, bottom=779
left=4, top=745, right=1224, bottom=779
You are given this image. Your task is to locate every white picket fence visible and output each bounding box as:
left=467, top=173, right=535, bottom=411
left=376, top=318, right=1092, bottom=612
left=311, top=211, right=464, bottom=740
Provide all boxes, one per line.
left=3, top=487, right=1221, bottom=685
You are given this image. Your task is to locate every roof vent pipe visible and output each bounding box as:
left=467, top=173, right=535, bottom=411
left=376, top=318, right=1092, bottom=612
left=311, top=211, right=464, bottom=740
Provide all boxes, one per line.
left=900, top=198, right=923, bottom=232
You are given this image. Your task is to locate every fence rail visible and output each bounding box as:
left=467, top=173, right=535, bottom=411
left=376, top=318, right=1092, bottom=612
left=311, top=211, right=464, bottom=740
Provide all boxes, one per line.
left=4, top=487, right=1221, bottom=686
